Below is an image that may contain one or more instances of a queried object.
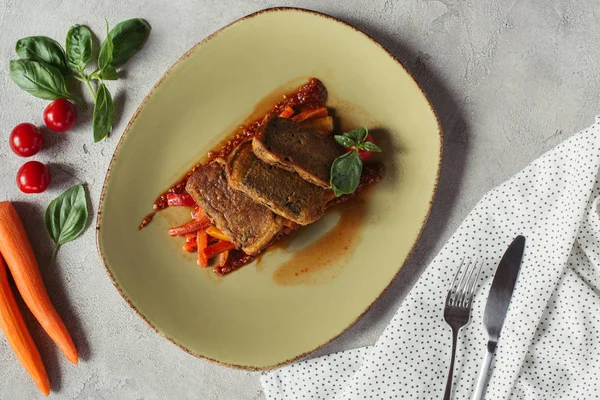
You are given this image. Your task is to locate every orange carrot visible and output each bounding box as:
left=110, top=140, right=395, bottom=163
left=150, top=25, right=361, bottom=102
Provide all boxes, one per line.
left=0, top=202, right=78, bottom=364
left=168, top=217, right=210, bottom=236
left=197, top=231, right=208, bottom=267
left=183, top=242, right=198, bottom=253
left=279, top=106, right=295, bottom=118
left=205, top=226, right=231, bottom=241
left=0, top=255, right=50, bottom=396
left=298, top=116, right=334, bottom=135
left=203, top=240, right=236, bottom=259
left=191, top=206, right=204, bottom=221
left=219, top=251, right=229, bottom=267
left=292, top=107, right=328, bottom=122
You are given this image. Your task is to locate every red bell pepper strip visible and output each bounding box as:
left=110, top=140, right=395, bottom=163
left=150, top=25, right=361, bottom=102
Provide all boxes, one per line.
left=168, top=217, right=210, bottom=236
left=166, top=193, right=197, bottom=207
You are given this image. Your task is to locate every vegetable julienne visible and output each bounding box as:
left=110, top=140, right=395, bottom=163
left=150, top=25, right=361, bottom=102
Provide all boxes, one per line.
left=143, top=79, right=384, bottom=276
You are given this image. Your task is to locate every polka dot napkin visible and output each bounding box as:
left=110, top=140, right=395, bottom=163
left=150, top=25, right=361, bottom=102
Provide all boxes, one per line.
left=261, top=119, right=600, bottom=399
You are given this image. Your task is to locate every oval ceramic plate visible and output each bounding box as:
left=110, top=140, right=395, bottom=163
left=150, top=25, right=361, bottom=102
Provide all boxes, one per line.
left=97, top=8, right=441, bottom=369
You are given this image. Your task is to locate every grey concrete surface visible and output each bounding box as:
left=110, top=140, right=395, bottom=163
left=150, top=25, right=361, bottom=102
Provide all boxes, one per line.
left=0, top=0, right=598, bottom=398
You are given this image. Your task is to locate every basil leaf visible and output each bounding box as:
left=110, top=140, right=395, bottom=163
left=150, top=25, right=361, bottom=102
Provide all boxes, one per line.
left=98, top=66, right=118, bottom=80
left=10, top=59, right=74, bottom=101
left=108, top=18, right=151, bottom=67
left=330, top=150, right=363, bottom=197
left=344, top=127, right=368, bottom=144
left=98, top=22, right=114, bottom=71
left=334, top=135, right=357, bottom=148
left=359, top=141, right=382, bottom=152
left=45, top=184, right=88, bottom=266
left=66, top=25, right=93, bottom=71
left=93, top=83, right=114, bottom=142
left=15, top=36, right=68, bottom=74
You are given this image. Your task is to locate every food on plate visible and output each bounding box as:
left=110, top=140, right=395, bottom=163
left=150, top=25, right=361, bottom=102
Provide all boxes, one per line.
left=331, top=127, right=382, bottom=196
left=16, top=161, right=50, bottom=194
left=44, top=98, right=77, bottom=132
left=142, top=78, right=384, bottom=275
left=186, top=159, right=286, bottom=255
left=9, top=123, right=43, bottom=157
left=347, top=133, right=379, bottom=161
left=0, top=202, right=78, bottom=364
left=226, top=142, right=329, bottom=225
left=0, top=255, right=50, bottom=396
left=252, top=113, right=344, bottom=189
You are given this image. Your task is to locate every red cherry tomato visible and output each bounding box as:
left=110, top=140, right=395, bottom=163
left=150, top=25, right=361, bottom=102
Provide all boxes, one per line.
left=347, top=134, right=377, bottom=161
left=16, top=161, right=50, bottom=194
left=9, top=123, right=43, bottom=157
left=43, top=99, right=77, bottom=132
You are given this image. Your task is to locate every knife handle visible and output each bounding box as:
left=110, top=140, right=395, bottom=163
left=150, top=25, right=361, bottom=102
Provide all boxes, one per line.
left=471, top=341, right=497, bottom=400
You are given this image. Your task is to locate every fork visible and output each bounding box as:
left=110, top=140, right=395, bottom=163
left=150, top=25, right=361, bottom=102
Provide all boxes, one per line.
left=442, top=258, right=484, bottom=400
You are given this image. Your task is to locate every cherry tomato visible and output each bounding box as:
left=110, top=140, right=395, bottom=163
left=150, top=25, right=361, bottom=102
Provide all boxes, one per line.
left=16, top=161, right=50, bottom=194
left=9, top=123, right=43, bottom=157
left=347, top=134, right=377, bottom=161
left=43, top=99, right=77, bottom=132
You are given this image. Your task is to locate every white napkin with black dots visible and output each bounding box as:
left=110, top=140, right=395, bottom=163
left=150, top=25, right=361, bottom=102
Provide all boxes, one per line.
left=261, top=118, right=600, bottom=399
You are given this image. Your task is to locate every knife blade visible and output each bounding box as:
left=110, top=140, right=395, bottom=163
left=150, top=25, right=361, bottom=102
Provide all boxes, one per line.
left=483, top=235, right=525, bottom=342
left=472, top=235, right=525, bottom=400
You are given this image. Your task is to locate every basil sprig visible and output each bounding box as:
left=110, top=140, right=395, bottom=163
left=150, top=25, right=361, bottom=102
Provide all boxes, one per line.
left=97, top=22, right=114, bottom=72
left=45, top=184, right=89, bottom=266
left=9, top=18, right=151, bottom=142
left=330, top=127, right=382, bottom=197
left=108, top=18, right=152, bottom=68
left=93, top=83, right=115, bottom=142
left=16, top=36, right=69, bottom=74
left=66, top=25, right=93, bottom=72
left=9, top=60, right=80, bottom=104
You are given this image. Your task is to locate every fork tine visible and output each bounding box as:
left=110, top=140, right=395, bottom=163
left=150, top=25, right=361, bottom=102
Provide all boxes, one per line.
left=446, top=258, right=465, bottom=304
left=454, top=259, right=473, bottom=306
left=465, top=259, right=484, bottom=307
left=458, top=259, right=478, bottom=307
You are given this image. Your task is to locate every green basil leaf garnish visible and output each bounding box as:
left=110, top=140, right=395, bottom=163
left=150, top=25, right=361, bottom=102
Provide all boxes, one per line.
left=329, top=126, right=382, bottom=197
left=15, top=36, right=68, bottom=74
left=98, top=21, right=114, bottom=71
left=359, top=141, right=382, bottom=152
left=343, top=127, right=368, bottom=144
left=9, top=59, right=74, bottom=101
left=93, top=83, right=115, bottom=142
left=334, top=135, right=357, bottom=148
left=108, top=18, right=151, bottom=68
left=98, top=66, right=118, bottom=80
left=45, top=184, right=89, bottom=266
left=66, top=25, right=93, bottom=72
left=330, top=150, right=363, bottom=197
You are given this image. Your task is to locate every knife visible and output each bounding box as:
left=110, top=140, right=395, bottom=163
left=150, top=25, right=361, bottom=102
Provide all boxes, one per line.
left=471, top=235, right=525, bottom=400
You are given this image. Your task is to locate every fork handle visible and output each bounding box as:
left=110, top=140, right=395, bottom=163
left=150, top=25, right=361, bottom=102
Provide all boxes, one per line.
left=471, top=341, right=497, bottom=400
left=443, top=328, right=459, bottom=400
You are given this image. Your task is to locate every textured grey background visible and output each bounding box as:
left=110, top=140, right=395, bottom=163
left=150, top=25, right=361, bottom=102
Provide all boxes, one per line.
left=0, top=0, right=597, bottom=398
